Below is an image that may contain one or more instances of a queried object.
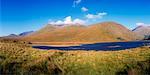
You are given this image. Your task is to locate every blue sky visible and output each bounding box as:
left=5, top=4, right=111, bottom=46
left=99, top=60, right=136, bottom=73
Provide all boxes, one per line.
left=1, top=0, right=150, bottom=36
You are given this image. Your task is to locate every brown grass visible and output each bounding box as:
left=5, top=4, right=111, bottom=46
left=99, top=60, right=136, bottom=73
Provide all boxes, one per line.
left=0, top=39, right=150, bottom=75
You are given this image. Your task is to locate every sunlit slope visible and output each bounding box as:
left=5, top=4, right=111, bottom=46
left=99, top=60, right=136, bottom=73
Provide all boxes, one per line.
left=73, top=22, right=139, bottom=42
left=23, top=25, right=86, bottom=42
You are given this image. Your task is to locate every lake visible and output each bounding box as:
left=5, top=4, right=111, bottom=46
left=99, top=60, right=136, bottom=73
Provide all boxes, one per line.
left=32, top=41, right=150, bottom=51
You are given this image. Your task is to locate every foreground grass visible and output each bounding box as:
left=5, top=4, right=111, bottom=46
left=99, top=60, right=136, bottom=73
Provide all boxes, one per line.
left=0, top=39, right=150, bottom=75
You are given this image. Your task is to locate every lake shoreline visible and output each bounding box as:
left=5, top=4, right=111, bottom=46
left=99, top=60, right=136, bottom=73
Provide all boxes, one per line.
left=32, top=41, right=150, bottom=51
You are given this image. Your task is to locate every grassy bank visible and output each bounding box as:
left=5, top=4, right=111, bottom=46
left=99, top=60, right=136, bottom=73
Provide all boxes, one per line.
left=0, top=39, right=150, bottom=75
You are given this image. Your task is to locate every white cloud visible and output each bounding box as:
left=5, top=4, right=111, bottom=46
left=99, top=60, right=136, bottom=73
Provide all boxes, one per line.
left=86, top=14, right=95, bottom=19
left=49, top=12, right=107, bottom=25
left=49, top=16, right=86, bottom=25
left=136, top=23, right=150, bottom=26
left=73, top=0, right=82, bottom=7
left=98, top=12, right=107, bottom=16
left=73, top=19, right=86, bottom=24
left=64, top=16, right=72, bottom=24
left=86, top=12, right=107, bottom=19
left=81, top=7, right=88, bottom=12
left=51, top=20, right=64, bottom=25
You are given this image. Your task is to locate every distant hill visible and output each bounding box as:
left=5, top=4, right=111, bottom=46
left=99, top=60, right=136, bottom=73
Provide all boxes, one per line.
left=132, top=25, right=150, bottom=39
left=3, top=34, right=18, bottom=38
left=19, top=31, right=34, bottom=36
left=3, top=31, right=34, bottom=39
left=22, top=22, right=140, bottom=43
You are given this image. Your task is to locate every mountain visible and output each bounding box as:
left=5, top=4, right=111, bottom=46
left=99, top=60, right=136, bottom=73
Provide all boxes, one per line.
left=5, top=34, right=18, bottom=38
left=2, top=34, right=19, bottom=40
left=132, top=25, right=150, bottom=39
left=3, top=31, right=34, bottom=39
left=22, top=22, right=140, bottom=43
left=19, top=31, right=34, bottom=36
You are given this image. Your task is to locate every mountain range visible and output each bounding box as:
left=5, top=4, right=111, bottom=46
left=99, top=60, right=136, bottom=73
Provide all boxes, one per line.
left=3, top=31, right=34, bottom=38
left=3, top=21, right=149, bottom=43
left=21, top=22, right=141, bottom=43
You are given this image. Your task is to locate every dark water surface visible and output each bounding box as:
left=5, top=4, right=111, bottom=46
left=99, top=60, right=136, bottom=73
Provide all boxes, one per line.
left=32, top=41, right=150, bottom=51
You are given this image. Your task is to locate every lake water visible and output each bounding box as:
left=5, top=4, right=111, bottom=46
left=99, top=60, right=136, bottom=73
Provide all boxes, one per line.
left=32, top=41, right=150, bottom=51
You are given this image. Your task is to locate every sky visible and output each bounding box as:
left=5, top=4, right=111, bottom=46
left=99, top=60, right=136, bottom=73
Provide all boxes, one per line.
left=1, top=0, right=150, bottom=36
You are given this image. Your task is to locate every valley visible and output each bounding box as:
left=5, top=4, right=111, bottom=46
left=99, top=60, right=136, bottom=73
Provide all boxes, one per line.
left=1, top=0, right=150, bottom=75
left=1, top=21, right=150, bottom=75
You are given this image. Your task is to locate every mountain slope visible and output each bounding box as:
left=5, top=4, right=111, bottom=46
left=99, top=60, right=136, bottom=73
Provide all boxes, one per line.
left=23, top=24, right=86, bottom=42
left=22, top=22, right=140, bottom=43
left=72, top=22, right=139, bottom=42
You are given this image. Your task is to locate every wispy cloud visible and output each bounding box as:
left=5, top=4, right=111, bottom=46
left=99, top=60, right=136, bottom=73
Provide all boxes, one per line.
left=49, top=16, right=86, bottom=25
left=73, top=0, right=82, bottom=7
left=81, top=7, right=88, bottom=12
left=136, top=23, right=150, bottom=26
left=86, top=12, right=107, bottom=19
